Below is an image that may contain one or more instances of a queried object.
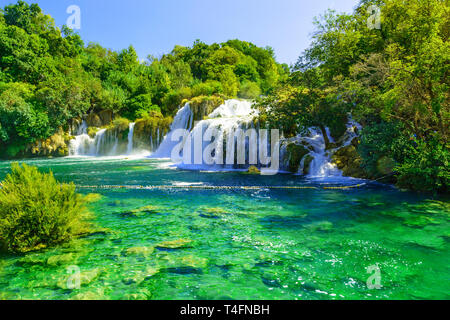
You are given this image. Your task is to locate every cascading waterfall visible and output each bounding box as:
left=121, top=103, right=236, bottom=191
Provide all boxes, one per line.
left=153, top=99, right=263, bottom=170
left=152, top=103, right=195, bottom=158
left=127, top=123, right=135, bottom=155
left=154, top=99, right=361, bottom=178
left=302, top=128, right=341, bottom=177
left=68, top=99, right=361, bottom=179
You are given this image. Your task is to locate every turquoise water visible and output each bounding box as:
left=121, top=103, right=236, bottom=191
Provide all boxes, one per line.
left=0, top=157, right=448, bottom=300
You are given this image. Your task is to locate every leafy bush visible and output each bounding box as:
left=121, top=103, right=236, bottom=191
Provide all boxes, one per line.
left=238, top=81, right=261, bottom=99
left=358, top=121, right=411, bottom=178
left=396, top=136, right=449, bottom=193
left=0, top=163, right=93, bottom=253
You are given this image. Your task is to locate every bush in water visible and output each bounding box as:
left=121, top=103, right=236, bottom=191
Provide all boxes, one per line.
left=0, top=163, right=93, bottom=253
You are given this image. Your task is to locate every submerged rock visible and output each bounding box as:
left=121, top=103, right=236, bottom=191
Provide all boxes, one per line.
left=120, top=205, right=160, bottom=217
left=123, top=289, right=152, bottom=300
left=125, top=246, right=155, bottom=257
left=156, top=239, right=193, bottom=249
left=123, top=267, right=160, bottom=285
left=304, top=221, right=334, bottom=232
left=158, top=254, right=208, bottom=271
left=72, top=288, right=107, bottom=301
left=47, top=253, right=76, bottom=266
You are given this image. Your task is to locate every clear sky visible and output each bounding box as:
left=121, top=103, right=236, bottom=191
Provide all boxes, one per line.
left=4, top=0, right=360, bottom=65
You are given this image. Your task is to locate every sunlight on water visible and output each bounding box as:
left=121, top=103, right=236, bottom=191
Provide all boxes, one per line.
left=0, top=158, right=448, bottom=300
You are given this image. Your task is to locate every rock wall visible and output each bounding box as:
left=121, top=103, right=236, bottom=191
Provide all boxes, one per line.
left=24, top=129, right=73, bottom=158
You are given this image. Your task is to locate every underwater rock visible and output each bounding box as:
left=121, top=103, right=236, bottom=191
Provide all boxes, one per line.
left=120, top=205, right=160, bottom=217
left=180, top=255, right=208, bottom=269
left=17, top=254, right=48, bottom=266
left=198, top=207, right=233, bottom=219
left=56, top=268, right=103, bottom=290
left=72, top=288, right=107, bottom=301
left=158, top=254, right=208, bottom=272
left=125, top=246, right=155, bottom=257
left=123, top=267, right=160, bottom=285
left=123, top=289, right=152, bottom=300
left=47, top=253, right=76, bottom=267
left=156, top=239, right=193, bottom=249
left=286, top=143, right=310, bottom=173
left=304, top=221, right=333, bottom=232
left=402, top=216, right=440, bottom=228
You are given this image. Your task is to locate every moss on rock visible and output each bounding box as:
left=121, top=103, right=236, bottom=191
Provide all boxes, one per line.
left=286, top=143, right=310, bottom=173
left=189, top=95, right=224, bottom=121
left=332, top=143, right=367, bottom=178
left=303, top=155, right=314, bottom=175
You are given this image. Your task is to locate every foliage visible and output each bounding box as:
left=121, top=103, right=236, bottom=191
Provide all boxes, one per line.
left=256, top=0, right=449, bottom=193
left=0, top=163, right=93, bottom=253
left=0, top=1, right=287, bottom=158
left=395, top=135, right=449, bottom=193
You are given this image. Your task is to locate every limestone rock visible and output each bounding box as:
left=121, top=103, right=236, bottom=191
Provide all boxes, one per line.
left=332, top=144, right=367, bottom=178
left=156, top=239, right=193, bottom=249
left=125, top=246, right=155, bottom=257
left=247, top=166, right=261, bottom=174
left=303, top=155, right=314, bottom=175
left=286, top=143, right=310, bottom=173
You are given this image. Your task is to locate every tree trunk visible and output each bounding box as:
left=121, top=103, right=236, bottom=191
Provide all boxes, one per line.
left=319, top=124, right=332, bottom=150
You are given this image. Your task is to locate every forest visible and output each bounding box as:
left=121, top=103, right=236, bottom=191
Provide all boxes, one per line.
left=0, top=0, right=448, bottom=193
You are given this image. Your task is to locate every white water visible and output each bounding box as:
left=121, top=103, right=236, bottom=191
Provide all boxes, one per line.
left=290, top=120, right=361, bottom=178
left=68, top=100, right=361, bottom=179
left=153, top=99, right=258, bottom=170
left=127, top=123, right=135, bottom=155
left=152, top=103, right=194, bottom=158
left=303, top=128, right=341, bottom=178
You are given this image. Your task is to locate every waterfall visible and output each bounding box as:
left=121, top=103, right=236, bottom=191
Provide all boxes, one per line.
left=289, top=120, right=361, bottom=178
left=67, top=100, right=361, bottom=179
left=69, top=121, right=92, bottom=156
left=153, top=99, right=259, bottom=169
left=153, top=99, right=362, bottom=178
left=303, top=128, right=341, bottom=177
left=152, top=103, right=194, bottom=158
left=127, top=123, right=135, bottom=155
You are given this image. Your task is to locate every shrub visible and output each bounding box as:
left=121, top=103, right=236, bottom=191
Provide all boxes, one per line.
left=238, top=80, right=261, bottom=99
left=0, top=163, right=93, bottom=253
left=396, top=136, right=449, bottom=194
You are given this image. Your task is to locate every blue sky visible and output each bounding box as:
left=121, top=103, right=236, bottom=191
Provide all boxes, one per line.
left=5, top=0, right=359, bottom=64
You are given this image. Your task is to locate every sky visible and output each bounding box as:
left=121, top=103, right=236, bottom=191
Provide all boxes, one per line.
left=3, top=0, right=360, bottom=65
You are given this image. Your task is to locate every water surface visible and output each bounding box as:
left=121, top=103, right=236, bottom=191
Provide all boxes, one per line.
left=0, top=157, right=448, bottom=300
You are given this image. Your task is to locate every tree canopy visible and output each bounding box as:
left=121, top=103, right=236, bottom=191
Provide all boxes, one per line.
left=257, top=0, right=449, bottom=193
left=0, top=1, right=288, bottom=157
